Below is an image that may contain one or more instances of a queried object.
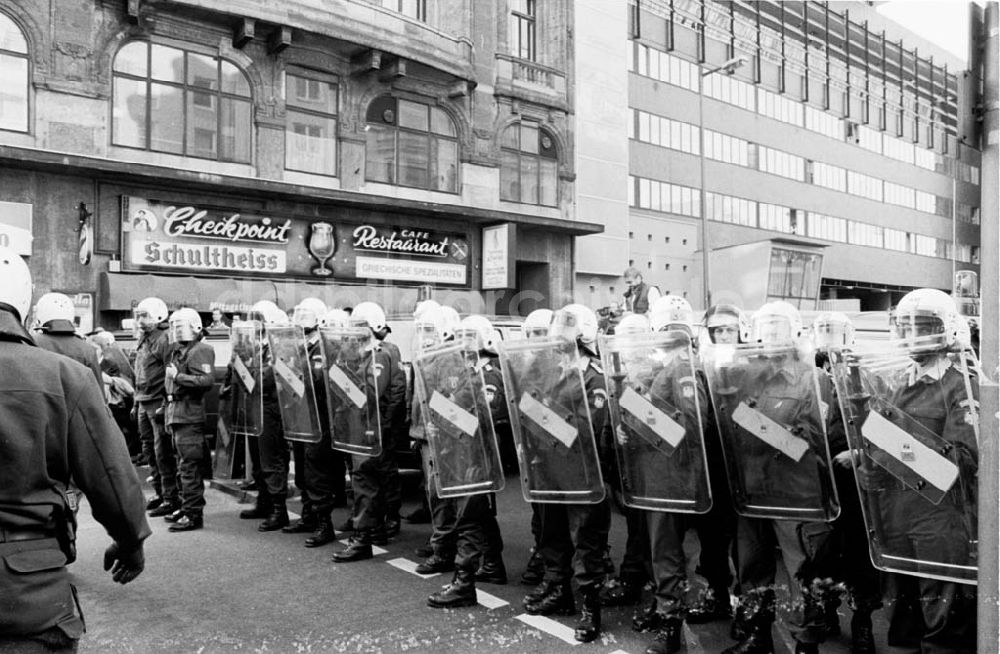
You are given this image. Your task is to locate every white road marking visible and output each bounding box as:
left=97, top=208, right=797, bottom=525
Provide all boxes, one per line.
left=514, top=614, right=580, bottom=646
left=387, top=557, right=442, bottom=579
left=476, top=589, right=509, bottom=610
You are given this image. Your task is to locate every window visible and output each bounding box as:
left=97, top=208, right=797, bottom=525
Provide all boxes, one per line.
left=500, top=122, right=558, bottom=206
left=510, top=0, right=536, bottom=61
left=806, top=213, right=847, bottom=242
left=112, top=41, right=252, bottom=162
left=705, top=192, right=755, bottom=227
left=632, top=109, right=700, bottom=155
left=847, top=171, right=883, bottom=202
left=365, top=96, right=458, bottom=193
left=811, top=162, right=847, bottom=192
left=804, top=105, right=842, bottom=139
left=380, top=0, right=427, bottom=21
left=285, top=71, right=338, bottom=176
left=0, top=12, right=28, bottom=133
left=629, top=176, right=699, bottom=217
left=758, top=146, right=805, bottom=181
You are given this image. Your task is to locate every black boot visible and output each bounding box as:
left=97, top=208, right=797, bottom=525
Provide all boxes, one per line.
left=258, top=501, right=289, bottom=532
left=686, top=587, right=733, bottom=623
left=850, top=608, right=876, bottom=654
left=475, top=556, right=508, bottom=585
left=239, top=490, right=271, bottom=520
left=282, top=505, right=317, bottom=534
left=305, top=514, right=337, bottom=547
left=632, top=600, right=663, bottom=633
left=794, top=642, right=818, bottom=654
left=331, top=533, right=373, bottom=562
left=427, top=568, right=478, bottom=609
left=722, top=622, right=774, bottom=654
left=149, top=501, right=180, bottom=518
left=519, top=548, right=544, bottom=585
left=645, top=617, right=682, bottom=654
left=416, top=552, right=455, bottom=575
left=600, top=575, right=644, bottom=606
left=525, top=581, right=576, bottom=616
left=574, top=588, right=602, bottom=643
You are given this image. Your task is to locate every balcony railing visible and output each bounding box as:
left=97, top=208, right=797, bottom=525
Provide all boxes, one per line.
left=495, top=54, right=567, bottom=98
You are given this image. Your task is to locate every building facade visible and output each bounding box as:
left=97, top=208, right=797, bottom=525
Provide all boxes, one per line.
left=0, top=0, right=598, bottom=330
left=575, top=0, right=983, bottom=311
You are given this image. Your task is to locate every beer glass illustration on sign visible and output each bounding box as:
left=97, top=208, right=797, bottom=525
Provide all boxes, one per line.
left=309, top=222, right=336, bottom=276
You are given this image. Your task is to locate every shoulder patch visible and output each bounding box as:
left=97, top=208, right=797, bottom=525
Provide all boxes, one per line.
left=201, top=363, right=213, bottom=374
left=591, top=387, right=608, bottom=409
left=374, top=362, right=384, bottom=378
left=589, top=360, right=604, bottom=375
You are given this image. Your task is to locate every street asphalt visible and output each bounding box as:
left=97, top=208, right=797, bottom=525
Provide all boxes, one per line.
left=67, top=468, right=891, bottom=654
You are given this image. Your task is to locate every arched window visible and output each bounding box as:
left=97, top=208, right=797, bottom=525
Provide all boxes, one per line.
left=112, top=41, right=252, bottom=163
left=365, top=96, right=458, bottom=193
left=500, top=122, right=557, bottom=206
left=0, top=12, right=29, bottom=133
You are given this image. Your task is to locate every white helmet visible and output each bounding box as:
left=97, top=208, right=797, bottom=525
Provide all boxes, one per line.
left=752, top=301, right=803, bottom=344
left=551, top=303, right=599, bottom=355
left=0, top=246, right=32, bottom=322
left=320, top=308, right=351, bottom=329
left=169, top=307, right=203, bottom=343
left=352, top=301, right=387, bottom=333
left=413, top=299, right=442, bottom=323
left=34, top=292, right=75, bottom=326
left=615, top=313, right=651, bottom=336
left=891, top=288, right=959, bottom=350
left=812, top=312, right=855, bottom=348
left=439, top=306, right=461, bottom=341
left=249, top=300, right=289, bottom=326
left=704, top=303, right=750, bottom=344
left=134, top=297, right=169, bottom=331
left=522, top=309, right=554, bottom=338
left=292, top=297, right=327, bottom=330
left=90, top=330, right=116, bottom=348
left=649, top=295, right=694, bottom=333
left=457, top=315, right=497, bottom=353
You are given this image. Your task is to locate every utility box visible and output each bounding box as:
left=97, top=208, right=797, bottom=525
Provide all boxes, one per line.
left=708, top=238, right=827, bottom=310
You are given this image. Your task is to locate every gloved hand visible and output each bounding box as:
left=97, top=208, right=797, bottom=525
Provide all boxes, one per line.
left=103, top=541, right=145, bottom=585
left=130, top=405, right=138, bottom=422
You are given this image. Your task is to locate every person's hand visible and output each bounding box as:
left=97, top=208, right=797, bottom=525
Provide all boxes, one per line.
left=103, top=542, right=145, bottom=585
left=616, top=425, right=629, bottom=445
left=164, top=364, right=178, bottom=381
left=129, top=405, right=138, bottom=422
left=833, top=450, right=853, bottom=470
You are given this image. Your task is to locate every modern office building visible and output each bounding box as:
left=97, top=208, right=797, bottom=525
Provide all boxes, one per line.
left=0, top=0, right=597, bottom=330
left=575, top=0, right=983, bottom=311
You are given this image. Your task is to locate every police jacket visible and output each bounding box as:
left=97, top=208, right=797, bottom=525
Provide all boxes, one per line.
left=165, top=338, right=215, bottom=426
left=134, top=324, right=172, bottom=403
left=100, top=344, right=135, bottom=387
left=33, top=319, right=103, bottom=389
left=0, top=310, right=150, bottom=545
left=365, top=345, right=400, bottom=436
left=377, top=337, right=408, bottom=435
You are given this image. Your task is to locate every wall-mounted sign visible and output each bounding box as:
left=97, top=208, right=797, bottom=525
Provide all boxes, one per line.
left=120, top=197, right=470, bottom=286
left=482, top=223, right=516, bottom=289
left=0, top=201, right=33, bottom=256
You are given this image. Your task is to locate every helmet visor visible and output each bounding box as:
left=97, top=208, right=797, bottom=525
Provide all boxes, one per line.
left=454, top=327, right=482, bottom=351
left=708, top=323, right=740, bottom=344
left=752, top=315, right=793, bottom=344
left=891, top=312, right=946, bottom=350
left=548, top=311, right=580, bottom=343
left=169, top=319, right=197, bottom=343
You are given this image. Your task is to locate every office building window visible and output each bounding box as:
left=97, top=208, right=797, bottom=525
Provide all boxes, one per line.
left=759, top=203, right=794, bottom=233
left=883, top=228, right=908, bottom=252
left=884, top=181, right=915, bottom=209
left=0, top=11, right=28, bottom=133
left=112, top=41, right=252, bottom=162
left=856, top=125, right=882, bottom=153
left=380, top=0, right=427, bottom=21
left=848, top=221, right=883, bottom=248
left=705, top=130, right=748, bottom=166
left=911, top=234, right=936, bottom=257
left=365, top=96, right=458, bottom=193
left=705, top=73, right=754, bottom=111
left=804, top=105, right=841, bottom=140
left=633, top=109, right=700, bottom=155
left=705, top=192, right=755, bottom=227
left=757, top=88, right=804, bottom=127
left=630, top=176, right=699, bottom=217
left=847, top=171, right=883, bottom=202
left=811, top=162, right=847, bottom=192
left=758, top=146, right=805, bottom=181
left=807, top=213, right=847, bottom=242
left=510, top=0, right=536, bottom=61
left=883, top=134, right=916, bottom=165
left=501, top=121, right=558, bottom=206
left=285, top=71, right=337, bottom=176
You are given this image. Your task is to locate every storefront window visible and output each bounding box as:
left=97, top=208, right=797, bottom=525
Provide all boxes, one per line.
left=112, top=40, right=252, bottom=163
left=0, top=12, right=29, bottom=133
left=364, top=96, right=458, bottom=193
left=285, top=70, right=338, bottom=176
left=500, top=122, right=558, bottom=207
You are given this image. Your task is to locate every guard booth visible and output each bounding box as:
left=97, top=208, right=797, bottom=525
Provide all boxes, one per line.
left=707, top=238, right=827, bottom=311
left=953, top=270, right=981, bottom=321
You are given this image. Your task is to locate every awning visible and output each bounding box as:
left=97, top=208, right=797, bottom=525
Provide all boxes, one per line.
left=99, top=272, right=485, bottom=317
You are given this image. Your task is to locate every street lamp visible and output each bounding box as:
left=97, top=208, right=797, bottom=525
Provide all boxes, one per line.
left=698, top=55, right=747, bottom=309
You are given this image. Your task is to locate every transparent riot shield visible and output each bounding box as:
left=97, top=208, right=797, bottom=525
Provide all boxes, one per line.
left=412, top=342, right=505, bottom=498
left=830, top=338, right=979, bottom=583
left=601, top=330, right=712, bottom=513
left=266, top=325, right=322, bottom=443
left=498, top=337, right=605, bottom=504
left=225, top=320, right=263, bottom=438
left=703, top=342, right=839, bottom=522
left=318, top=326, right=382, bottom=457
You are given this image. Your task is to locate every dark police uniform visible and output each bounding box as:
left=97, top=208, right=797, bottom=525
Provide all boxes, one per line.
left=303, top=332, right=347, bottom=538
left=32, top=319, right=103, bottom=389
left=165, top=337, right=215, bottom=523
left=0, top=311, right=150, bottom=650
left=377, top=337, right=406, bottom=526
left=134, top=322, right=178, bottom=509
left=478, top=355, right=507, bottom=573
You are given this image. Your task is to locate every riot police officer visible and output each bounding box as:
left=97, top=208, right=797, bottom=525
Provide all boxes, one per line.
left=31, top=292, right=103, bottom=387
left=0, top=247, right=149, bottom=652
left=332, top=302, right=405, bottom=562
left=521, top=303, right=612, bottom=643
left=162, top=308, right=215, bottom=532
left=133, top=296, right=180, bottom=518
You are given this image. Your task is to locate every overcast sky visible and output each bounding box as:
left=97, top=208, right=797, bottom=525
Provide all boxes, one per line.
left=876, top=1, right=974, bottom=64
